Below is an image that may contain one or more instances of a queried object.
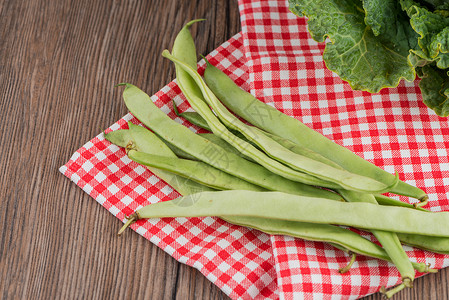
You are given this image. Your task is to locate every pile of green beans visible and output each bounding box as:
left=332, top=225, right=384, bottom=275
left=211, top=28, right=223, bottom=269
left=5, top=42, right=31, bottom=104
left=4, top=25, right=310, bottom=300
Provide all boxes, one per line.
left=105, top=20, right=449, bottom=298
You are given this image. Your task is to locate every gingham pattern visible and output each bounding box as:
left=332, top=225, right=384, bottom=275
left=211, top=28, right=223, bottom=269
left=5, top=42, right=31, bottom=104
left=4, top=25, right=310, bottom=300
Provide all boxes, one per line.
left=238, top=0, right=449, bottom=298
left=60, top=33, right=279, bottom=300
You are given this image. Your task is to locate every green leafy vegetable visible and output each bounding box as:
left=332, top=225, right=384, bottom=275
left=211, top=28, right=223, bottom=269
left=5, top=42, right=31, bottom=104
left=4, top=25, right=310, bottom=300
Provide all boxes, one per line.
left=417, top=65, right=449, bottom=116
left=417, top=0, right=449, bottom=11
left=362, top=0, right=401, bottom=37
left=289, top=0, right=415, bottom=92
left=402, top=1, right=449, bottom=69
left=288, top=0, right=449, bottom=116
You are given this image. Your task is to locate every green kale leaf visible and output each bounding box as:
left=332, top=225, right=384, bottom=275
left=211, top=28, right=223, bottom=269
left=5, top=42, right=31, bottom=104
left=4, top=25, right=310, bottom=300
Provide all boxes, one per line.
left=288, top=0, right=415, bottom=92
left=362, top=0, right=400, bottom=37
left=416, top=0, right=449, bottom=10
left=288, top=0, right=449, bottom=116
left=402, top=0, right=449, bottom=68
left=417, top=65, right=449, bottom=116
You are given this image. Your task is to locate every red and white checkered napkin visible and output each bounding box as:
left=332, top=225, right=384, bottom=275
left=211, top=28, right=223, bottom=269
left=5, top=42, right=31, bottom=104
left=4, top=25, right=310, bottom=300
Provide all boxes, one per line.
left=238, top=0, right=449, bottom=298
left=60, top=34, right=279, bottom=300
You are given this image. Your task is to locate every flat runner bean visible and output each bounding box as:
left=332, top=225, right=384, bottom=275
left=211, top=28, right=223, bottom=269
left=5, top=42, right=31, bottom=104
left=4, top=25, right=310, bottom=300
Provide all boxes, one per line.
left=223, top=216, right=434, bottom=274
left=122, top=124, right=444, bottom=254
left=171, top=106, right=351, bottom=169
left=173, top=99, right=211, bottom=131
left=114, top=126, right=440, bottom=254
left=397, top=233, right=449, bottom=255
left=199, top=133, right=256, bottom=162
left=107, top=123, right=264, bottom=192
left=339, top=190, right=415, bottom=289
left=168, top=21, right=345, bottom=189
left=170, top=108, right=429, bottom=211
left=104, top=125, right=213, bottom=196
left=127, top=150, right=266, bottom=191
left=108, top=21, right=443, bottom=298
left=126, top=190, right=449, bottom=237
left=203, top=62, right=427, bottom=201
left=163, top=50, right=399, bottom=194
left=108, top=125, right=437, bottom=281
left=174, top=97, right=262, bottom=152
left=117, top=85, right=342, bottom=198
left=158, top=138, right=199, bottom=161
left=112, top=141, right=434, bottom=276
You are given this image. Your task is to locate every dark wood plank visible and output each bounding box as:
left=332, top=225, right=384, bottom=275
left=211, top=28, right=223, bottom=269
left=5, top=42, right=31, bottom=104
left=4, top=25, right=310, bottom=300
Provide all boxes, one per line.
left=0, top=0, right=447, bottom=299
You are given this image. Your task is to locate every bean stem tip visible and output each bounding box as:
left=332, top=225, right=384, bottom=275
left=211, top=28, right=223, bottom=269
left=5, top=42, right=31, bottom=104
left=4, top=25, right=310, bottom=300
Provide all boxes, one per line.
left=380, top=282, right=407, bottom=299
left=414, top=195, right=429, bottom=208
left=117, top=213, right=138, bottom=236
left=426, top=263, right=438, bottom=273
left=125, top=142, right=137, bottom=155
left=200, top=54, right=211, bottom=67
left=185, top=19, right=206, bottom=28
left=338, top=252, right=356, bottom=274
left=114, top=82, right=128, bottom=88
left=173, top=100, right=181, bottom=116
left=161, top=49, right=171, bottom=58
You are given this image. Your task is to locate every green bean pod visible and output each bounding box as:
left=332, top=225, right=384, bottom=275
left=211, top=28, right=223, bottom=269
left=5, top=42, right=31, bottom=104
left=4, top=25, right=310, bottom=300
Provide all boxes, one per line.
left=109, top=130, right=434, bottom=274
left=262, top=131, right=427, bottom=210
left=203, top=62, right=427, bottom=201
left=173, top=99, right=211, bottom=131
left=222, top=216, right=434, bottom=274
left=158, top=138, right=199, bottom=161
left=168, top=108, right=429, bottom=211
left=177, top=109, right=210, bottom=130
left=109, top=125, right=437, bottom=275
left=129, top=190, right=449, bottom=237
left=113, top=126, right=441, bottom=254
left=199, top=133, right=256, bottom=162
left=397, top=233, right=449, bottom=255
left=163, top=50, right=399, bottom=194
left=104, top=125, right=212, bottom=196
left=166, top=131, right=256, bottom=163
left=127, top=150, right=265, bottom=192
left=116, top=87, right=342, bottom=198
left=174, top=107, right=345, bottom=169
left=374, top=194, right=428, bottom=212
left=124, top=124, right=444, bottom=253
left=167, top=21, right=344, bottom=189
left=339, top=190, right=415, bottom=287
left=173, top=98, right=269, bottom=155
left=112, top=103, right=440, bottom=258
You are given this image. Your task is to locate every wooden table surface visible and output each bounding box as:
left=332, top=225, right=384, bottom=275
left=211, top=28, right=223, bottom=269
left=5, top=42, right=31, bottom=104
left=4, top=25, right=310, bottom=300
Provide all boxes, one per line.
left=2, top=0, right=448, bottom=299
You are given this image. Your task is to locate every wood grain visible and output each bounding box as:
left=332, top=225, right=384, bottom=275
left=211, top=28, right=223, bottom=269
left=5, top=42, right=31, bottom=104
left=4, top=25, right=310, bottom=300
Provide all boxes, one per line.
left=0, top=0, right=446, bottom=299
